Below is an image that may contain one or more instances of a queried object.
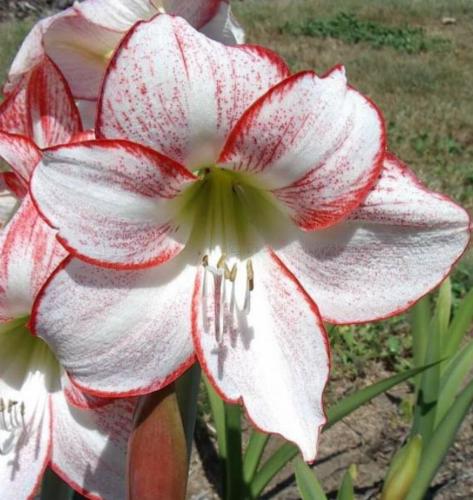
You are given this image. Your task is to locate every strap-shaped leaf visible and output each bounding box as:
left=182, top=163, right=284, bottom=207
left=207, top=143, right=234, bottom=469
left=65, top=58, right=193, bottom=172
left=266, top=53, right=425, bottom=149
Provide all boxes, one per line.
left=294, top=457, right=327, bottom=500
left=406, top=378, right=473, bottom=500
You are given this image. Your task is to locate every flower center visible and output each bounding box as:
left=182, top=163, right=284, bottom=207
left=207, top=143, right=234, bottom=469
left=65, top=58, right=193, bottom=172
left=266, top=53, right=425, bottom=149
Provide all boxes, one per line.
left=0, top=317, right=59, bottom=455
left=176, top=166, right=286, bottom=258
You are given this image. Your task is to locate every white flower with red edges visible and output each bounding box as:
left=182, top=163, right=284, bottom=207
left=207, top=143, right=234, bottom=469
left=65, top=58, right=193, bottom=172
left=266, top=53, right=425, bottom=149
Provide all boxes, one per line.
left=4, top=0, right=244, bottom=126
left=29, top=15, right=470, bottom=461
left=0, top=198, right=134, bottom=500
left=0, top=56, right=87, bottom=205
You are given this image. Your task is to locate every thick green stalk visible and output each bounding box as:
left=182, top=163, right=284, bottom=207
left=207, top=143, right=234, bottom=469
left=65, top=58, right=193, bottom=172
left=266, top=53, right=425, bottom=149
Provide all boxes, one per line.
left=175, top=363, right=201, bottom=458
left=224, top=402, right=244, bottom=500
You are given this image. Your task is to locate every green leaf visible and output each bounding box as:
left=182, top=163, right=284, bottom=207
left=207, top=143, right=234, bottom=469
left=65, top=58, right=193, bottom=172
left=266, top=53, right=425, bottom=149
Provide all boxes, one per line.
left=434, top=278, right=452, bottom=348
left=243, top=430, right=270, bottom=484
left=381, top=435, right=422, bottom=500
left=406, top=378, right=473, bottom=500
left=250, top=363, right=436, bottom=498
left=41, top=468, right=75, bottom=500
left=294, top=457, right=327, bottom=500
left=409, top=295, right=430, bottom=390
left=436, top=339, right=473, bottom=425
left=204, top=376, right=227, bottom=460
left=444, top=287, right=473, bottom=358
left=336, top=465, right=356, bottom=500
left=411, top=322, right=441, bottom=440
left=224, top=402, right=244, bottom=500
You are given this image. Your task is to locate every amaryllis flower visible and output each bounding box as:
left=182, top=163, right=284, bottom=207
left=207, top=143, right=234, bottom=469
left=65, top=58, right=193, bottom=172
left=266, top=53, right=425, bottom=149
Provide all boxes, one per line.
left=0, top=56, right=86, bottom=204
left=0, top=197, right=134, bottom=499
left=4, top=0, right=244, bottom=127
left=30, top=15, right=470, bottom=461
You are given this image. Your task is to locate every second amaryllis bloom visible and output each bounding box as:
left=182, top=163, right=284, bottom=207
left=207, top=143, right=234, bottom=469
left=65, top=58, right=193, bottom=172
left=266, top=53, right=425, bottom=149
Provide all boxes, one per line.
left=0, top=197, right=134, bottom=499
left=30, top=15, right=470, bottom=461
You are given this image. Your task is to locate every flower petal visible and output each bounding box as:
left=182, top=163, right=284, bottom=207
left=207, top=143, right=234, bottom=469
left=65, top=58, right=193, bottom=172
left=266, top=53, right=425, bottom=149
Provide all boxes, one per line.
left=31, top=139, right=195, bottom=269
left=51, top=392, right=134, bottom=500
left=0, top=131, right=41, bottom=184
left=200, top=1, right=245, bottom=44
left=26, top=57, right=83, bottom=149
left=43, top=12, right=123, bottom=100
left=3, top=13, right=59, bottom=95
left=0, top=329, right=52, bottom=500
left=0, top=182, right=18, bottom=227
left=192, top=249, right=330, bottom=461
left=0, top=195, right=66, bottom=322
left=61, top=372, right=111, bottom=410
left=164, top=0, right=221, bottom=29
left=97, top=14, right=289, bottom=166
left=75, top=0, right=156, bottom=31
left=31, top=255, right=196, bottom=397
left=274, top=154, right=471, bottom=324
left=220, top=67, right=385, bottom=230
left=0, top=78, right=28, bottom=135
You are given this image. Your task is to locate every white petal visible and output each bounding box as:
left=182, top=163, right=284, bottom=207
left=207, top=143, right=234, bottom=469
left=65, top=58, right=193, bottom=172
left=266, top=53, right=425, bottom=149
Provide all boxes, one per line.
left=275, top=154, right=471, bottom=323
left=193, top=250, right=330, bottom=461
left=32, top=255, right=196, bottom=397
left=97, top=14, right=288, bottom=166
left=51, top=391, right=134, bottom=500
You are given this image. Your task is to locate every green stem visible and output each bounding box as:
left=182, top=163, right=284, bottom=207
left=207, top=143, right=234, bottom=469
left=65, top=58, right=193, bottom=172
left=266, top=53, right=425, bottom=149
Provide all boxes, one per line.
left=224, top=402, right=244, bottom=500
left=175, top=363, right=201, bottom=458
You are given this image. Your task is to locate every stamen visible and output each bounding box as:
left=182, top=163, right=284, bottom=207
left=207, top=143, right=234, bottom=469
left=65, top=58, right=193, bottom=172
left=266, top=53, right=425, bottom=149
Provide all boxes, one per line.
left=0, top=397, right=26, bottom=455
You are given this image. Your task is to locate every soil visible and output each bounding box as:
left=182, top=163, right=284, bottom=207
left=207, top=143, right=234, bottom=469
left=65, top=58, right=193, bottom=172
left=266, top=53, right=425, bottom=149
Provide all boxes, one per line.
left=187, top=361, right=473, bottom=499
left=0, top=0, right=73, bottom=21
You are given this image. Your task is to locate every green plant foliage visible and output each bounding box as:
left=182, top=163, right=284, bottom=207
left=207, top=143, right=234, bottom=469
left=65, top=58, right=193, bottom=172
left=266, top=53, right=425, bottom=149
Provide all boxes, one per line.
left=281, top=12, right=448, bottom=53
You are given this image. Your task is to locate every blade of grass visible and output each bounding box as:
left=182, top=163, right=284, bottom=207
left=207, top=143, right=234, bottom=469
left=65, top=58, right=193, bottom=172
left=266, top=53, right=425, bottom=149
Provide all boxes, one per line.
left=243, top=430, right=270, bottom=484
left=294, top=457, right=327, bottom=500
left=406, top=378, right=473, bottom=500
left=444, top=287, right=473, bottom=358
left=250, top=363, right=437, bottom=498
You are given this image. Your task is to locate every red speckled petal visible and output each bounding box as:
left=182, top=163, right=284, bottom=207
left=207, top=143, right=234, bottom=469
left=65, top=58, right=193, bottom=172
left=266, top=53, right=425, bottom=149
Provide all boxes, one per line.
left=274, top=154, right=471, bottom=324
left=30, top=139, right=196, bottom=269
left=61, top=372, right=111, bottom=410
left=26, top=57, right=83, bottom=148
left=0, top=131, right=41, bottom=184
left=220, top=68, right=385, bottom=230
left=32, top=255, right=196, bottom=397
left=0, top=195, right=67, bottom=322
left=97, top=14, right=288, bottom=167
left=51, top=392, right=135, bottom=500
left=192, top=249, right=330, bottom=462
left=0, top=78, right=28, bottom=135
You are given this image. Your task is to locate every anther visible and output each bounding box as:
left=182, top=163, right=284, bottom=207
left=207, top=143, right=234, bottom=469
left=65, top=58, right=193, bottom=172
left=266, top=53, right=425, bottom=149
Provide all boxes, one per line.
left=246, top=260, right=254, bottom=291
left=217, top=254, right=226, bottom=269
left=202, top=255, right=209, bottom=267
left=229, top=264, right=238, bottom=282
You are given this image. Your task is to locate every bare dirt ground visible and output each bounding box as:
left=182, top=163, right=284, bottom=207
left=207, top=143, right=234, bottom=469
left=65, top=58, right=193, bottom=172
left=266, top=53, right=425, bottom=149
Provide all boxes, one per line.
left=187, top=362, right=473, bottom=499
